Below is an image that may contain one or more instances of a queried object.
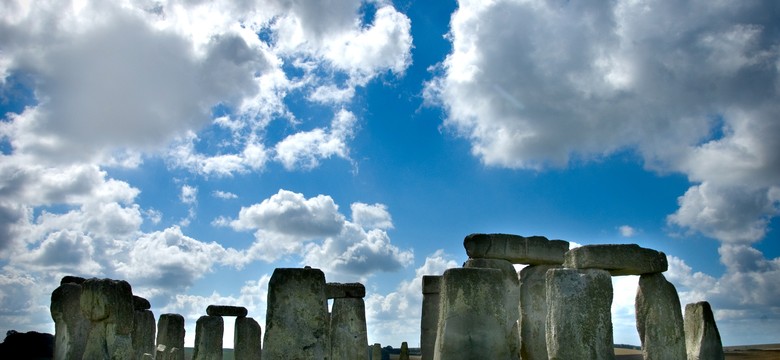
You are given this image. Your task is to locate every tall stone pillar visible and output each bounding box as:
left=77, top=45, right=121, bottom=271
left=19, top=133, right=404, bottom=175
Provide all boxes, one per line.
left=434, top=267, right=511, bottom=360
left=51, top=277, right=90, bottom=360
left=399, top=341, right=410, bottom=360
left=636, top=273, right=686, bottom=360
left=545, top=268, right=614, bottom=360
left=420, top=275, right=441, bottom=360
left=156, top=313, right=185, bottom=360
left=684, top=301, right=724, bottom=360
left=330, top=297, right=368, bottom=360
left=192, top=315, right=224, bottom=360
left=262, top=267, right=329, bottom=360
left=132, top=296, right=156, bottom=359
left=371, top=343, right=382, bottom=360
left=235, top=317, right=262, bottom=360
left=518, top=264, right=559, bottom=360
left=80, top=278, right=135, bottom=360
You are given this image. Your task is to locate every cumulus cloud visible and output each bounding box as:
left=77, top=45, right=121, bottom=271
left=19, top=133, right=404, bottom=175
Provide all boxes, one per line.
left=274, top=109, right=357, bottom=170
left=618, top=225, right=636, bottom=238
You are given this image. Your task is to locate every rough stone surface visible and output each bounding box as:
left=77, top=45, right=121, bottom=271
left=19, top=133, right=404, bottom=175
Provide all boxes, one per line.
left=518, top=264, right=559, bottom=360
left=330, top=297, right=368, bottom=360
left=399, top=342, right=410, bottom=360
left=193, top=315, right=224, bottom=360
left=206, top=305, right=248, bottom=317
left=156, top=313, right=185, bottom=360
left=635, top=273, right=686, bottom=360
left=234, top=317, right=262, bottom=360
left=463, top=258, right=521, bottom=359
left=326, top=282, right=366, bottom=299
left=133, top=295, right=151, bottom=311
left=371, top=343, right=382, bottom=360
left=51, top=282, right=90, bottom=360
left=262, top=267, right=329, bottom=360
left=79, top=278, right=135, bottom=359
left=420, top=275, right=441, bottom=360
left=563, top=244, right=668, bottom=276
left=133, top=309, right=156, bottom=360
left=434, top=268, right=512, bottom=360
left=685, top=301, right=725, bottom=360
left=546, top=268, right=614, bottom=360
left=463, top=233, right=569, bottom=265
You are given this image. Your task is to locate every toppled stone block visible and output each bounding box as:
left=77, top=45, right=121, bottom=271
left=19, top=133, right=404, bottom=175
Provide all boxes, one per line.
left=685, top=301, right=725, bottom=360
left=563, top=244, right=668, bottom=275
left=636, top=273, right=686, bottom=360
left=519, top=264, right=560, bottom=360
left=234, top=317, right=261, bottom=360
left=192, top=315, right=223, bottom=360
left=421, top=275, right=441, bottom=360
left=464, top=233, right=569, bottom=265
left=330, top=297, right=368, bottom=360
left=326, top=282, right=366, bottom=299
left=133, top=295, right=151, bottom=311
left=262, top=267, right=329, bottom=360
left=206, top=305, right=248, bottom=317
left=156, top=313, right=185, bottom=360
left=546, top=268, right=614, bottom=360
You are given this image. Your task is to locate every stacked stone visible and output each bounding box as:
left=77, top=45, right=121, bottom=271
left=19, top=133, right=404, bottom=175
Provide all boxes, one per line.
left=420, top=275, right=441, bottom=360
left=327, top=282, right=368, bottom=360
left=262, top=267, right=329, bottom=359
left=191, top=305, right=260, bottom=360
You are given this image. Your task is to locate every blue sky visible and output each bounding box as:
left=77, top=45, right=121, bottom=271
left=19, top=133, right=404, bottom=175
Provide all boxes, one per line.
left=1, top=0, right=779, bottom=349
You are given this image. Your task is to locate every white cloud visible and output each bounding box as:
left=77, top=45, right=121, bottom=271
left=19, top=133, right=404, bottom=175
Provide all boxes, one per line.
left=351, top=203, right=393, bottom=230
left=618, top=225, right=636, bottom=238
left=212, top=190, right=238, bottom=200
left=180, top=185, right=198, bottom=205
left=231, top=189, right=345, bottom=237
left=274, top=109, right=357, bottom=170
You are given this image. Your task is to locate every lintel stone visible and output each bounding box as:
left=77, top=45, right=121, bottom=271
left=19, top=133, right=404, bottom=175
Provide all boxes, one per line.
left=326, top=282, right=366, bottom=299
left=563, top=244, right=668, bottom=275
left=464, top=233, right=569, bottom=265
left=206, top=305, right=248, bottom=317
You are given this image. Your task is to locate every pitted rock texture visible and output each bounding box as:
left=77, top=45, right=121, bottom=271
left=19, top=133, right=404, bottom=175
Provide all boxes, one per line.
left=636, top=273, right=686, bottom=360
left=330, top=297, right=368, bottom=360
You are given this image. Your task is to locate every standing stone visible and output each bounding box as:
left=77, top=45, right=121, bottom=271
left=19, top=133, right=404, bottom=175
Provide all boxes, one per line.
left=156, top=313, right=185, bottom=360
left=563, top=244, right=668, bottom=275
left=684, top=301, right=724, bottom=360
left=80, top=278, right=135, bottom=360
left=133, top=309, right=156, bottom=360
left=635, top=273, right=686, bottom=360
left=235, top=317, right=262, bottom=360
left=463, top=258, right=521, bottom=359
left=545, top=268, right=614, bottom=360
left=434, top=268, right=511, bottom=360
left=51, top=282, right=91, bottom=360
left=399, top=342, right=410, bottom=360
left=420, top=275, right=441, bottom=360
left=262, top=267, right=329, bottom=360
left=207, top=305, right=248, bottom=317
left=330, top=297, right=368, bottom=360
left=463, top=233, right=569, bottom=265
left=192, top=315, right=224, bottom=360
left=518, top=265, right=559, bottom=360
left=371, top=343, right=382, bottom=360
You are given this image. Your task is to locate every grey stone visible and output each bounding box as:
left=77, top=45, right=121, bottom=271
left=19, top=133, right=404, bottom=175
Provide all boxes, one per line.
left=545, top=268, right=614, bottom=360
left=156, top=313, right=185, bottom=360
left=79, top=278, right=135, bottom=359
left=51, top=282, right=90, bottom=360
left=193, top=315, right=224, bottom=360
left=684, top=301, right=724, bottom=360
left=262, top=267, right=329, bottom=360
left=133, top=295, right=151, bottom=310
left=371, top=343, right=382, bottom=360
left=206, top=305, right=248, bottom=317
left=330, top=297, right=368, bottom=360
left=234, top=317, right=262, bottom=360
left=133, top=309, right=156, bottom=360
left=636, top=273, right=686, bottom=360
left=420, top=275, right=441, bottom=360
left=563, top=244, right=668, bottom=275
left=326, top=282, right=366, bottom=299
left=518, top=264, right=559, bottom=360
left=399, top=342, right=410, bottom=360
left=463, top=258, right=521, bottom=359
left=463, top=233, right=569, bottom=265
left=60, top=276, right=86, bottom=285
left=434, top=268, right=512, bottom=360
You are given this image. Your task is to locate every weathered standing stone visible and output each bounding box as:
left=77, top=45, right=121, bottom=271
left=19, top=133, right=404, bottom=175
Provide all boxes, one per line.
left=156, top=313, right=185, bottom=360
left=463, top=233, right=569, bottom=265
left=51, top=282, right=91, bottom=360
left=518, top=264, right=559, bottom=360
left=330, top=297, right=368, bottom=360
left=434, top=268, right=511, bottom=360
left=192, top=315, right=224, bottom=360
left=635, top=273, right=686, bottom=360
left=684, top=301, right=725, bottom=360
left=206, top=305, right=248, bottom=317
left=545, top=268, right=614, bottom=360
left=80, top=278, right=135, bottom=360
left=420, top=275, right=441, bottom=360
left=326, top=282, right=367, bottom=299
left=563, top=244, right=668, bottom=275
left=463, top=258, right=521, bottom=359
left=371, top=343, right=382, bottom=360
left=234, top=317, right=262, bottom=360
left=399, top=342, right=410, bottom=360
left=262, top=267, right=329, bottom=360
left=133, top=309, right=156, bottom=360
